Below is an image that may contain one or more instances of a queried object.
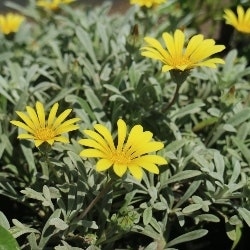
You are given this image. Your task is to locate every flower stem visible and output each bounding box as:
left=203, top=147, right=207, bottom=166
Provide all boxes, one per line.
left=162, top=83, right=180, bottom=112
left=162, top=70, right=189, bottom=112
left=77, top=178, right=114, bottom=220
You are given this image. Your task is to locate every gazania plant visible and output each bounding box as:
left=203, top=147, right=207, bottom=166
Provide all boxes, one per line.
left=11, top=101, right=80, bottom=147
left=130, top=0, right=167, bottom=8
left=1, top=0, right=250, bottom=250
left=0, top=13, right=24, bottom=35
left=224, top=5, right=250, bottom=34
left=36, top=0, right=75, bottom=11
left=79, top=118, right=167, bottom=180
left=141, top=29, right=225, bottom=72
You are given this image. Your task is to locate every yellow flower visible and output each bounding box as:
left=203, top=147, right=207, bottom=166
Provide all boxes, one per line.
left=37, top=0, right=75, bottom=11
left=224, top=5, right=250, bottom=34
left=79, top=119, right=167, bottom=180
left=130, top=0, right=166, bottom=8
left=0, top=13, right=24, bottom=35
left=10, top=101, right=80, bottom=147
left=141, top=29, right=226, bottom=72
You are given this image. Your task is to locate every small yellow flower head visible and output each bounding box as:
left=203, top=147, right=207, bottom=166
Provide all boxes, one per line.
left=79, top=119, right=167, bottom=180
left=141, top=29, right=226, bottom=72
left=0, top=13, right=24, bottom=35
left=10, top=101, right=80, bottom=147
left=36, top=0, right=75, bottom=11
left=130, top=0, right=167, bottom=8
left=130, top=0, right=166, bottom=8
left=224, top=5, right=250, bottom=34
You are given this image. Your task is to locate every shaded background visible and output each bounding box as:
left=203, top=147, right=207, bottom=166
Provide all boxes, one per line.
left=0, top=0, right=130, bottom=13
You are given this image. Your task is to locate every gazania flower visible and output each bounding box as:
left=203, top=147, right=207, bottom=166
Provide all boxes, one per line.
left=141, top=29, right=225, bottom=72
left=224, top=5, right=250, bottom=34
left=79, top=119, right=167, bottom=180
left=0, top=13, right=24, bottom=35
left=10, top=101, right=80, bottom=147
left=130, top=0, right=166, bottom=8
left=36, top=0, right=75, bottom=11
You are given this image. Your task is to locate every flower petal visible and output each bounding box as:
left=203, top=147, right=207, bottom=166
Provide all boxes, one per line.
left=184, top=34, right=204, bottom=58
left=17, top=134, right=35, bottom=139
left=48, top=102, right=59, bottom=127
left=78, top=138, right=109, bottom=154
left=26, top=106, right=40, bottom=128
left=54, top=136, right=69, bottom=143
left=83, top=129, right=112, bottom=154
left=96, top=158, right=113, bottom=171
left=113, top=163, right=127, bottom=177
left=128, top=165, right=143, bottom=180
left=36, top=102, right=46, bottom=128
left=131, top=141, right=164, bottom=158
left=117, top=119, right=127, bottom=151
left=52, top=109, right=72, bottom=129
left=94, top=124, right=116, bottom=151
left=80, top=149, right=105, bottom=158
left=15, top=111, right=36, bottom=131
left=140, top=163, right=159, bottom=174
left=10, top=120, right=34, bottom=134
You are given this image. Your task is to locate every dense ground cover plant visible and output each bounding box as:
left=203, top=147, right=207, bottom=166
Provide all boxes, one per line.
left=0, top=0, right=250, bottom=249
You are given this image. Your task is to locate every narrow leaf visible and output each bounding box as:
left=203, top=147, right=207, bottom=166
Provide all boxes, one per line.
left=167, top=229, right=208, bottom=247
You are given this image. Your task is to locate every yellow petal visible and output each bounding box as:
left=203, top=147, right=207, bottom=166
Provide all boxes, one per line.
left=94, top=124, right=116, bottom=151
left=80, top=149, right=105, bottom=158
left=15, top=111, right=36, bottom=131
left=54, top=136, right=69, bottom=143
left=26, top=106, right=40, bottom=128
left=78, top=138, right=109, bottom=153
left=96, top=158, right=113, bottom=171
left=189, top=40, right=225, bottom=62
left=237, top=5, right=244, bottom=24
left=84, top=129, right=112, bottom=154
left=10, top=120, right=34, bottom=134
left=34, top=140, right=44, bottom=147
left=17, top=134, right=34, bottom=139
left=224, top=9, right=238, bottom=26
left=117, top=119, right=127, bottom=151
left=195, top=58, right=225, bottom=68
left=52, top=109, right=72, bottom=129
left=48, top=103, right=59, bottom=127
left=143, top=37, right=171, bottom=59
left=141, top=48, right=166, bottom=62
left=162, top=31, right=176, bottom=58
left=124, top=125, right=144, bottom=150
left=36, top=102, right=45, bottom=128
left=113, top=163, right=127, bottom=177
left=173, top=29, right=185, bottom=57
left=140, top=163, right=159, bottom=174
left=128, top=165, right=143, bottom=180
left=184, top=34, right=204, bottom=58
left=244, top=8, right=250, bottom=23
left=54, top=124, right=79, bottom=135
left=131, top=141, right=164, bottom=158
left=46, top=139, right=55, bottom=145
left=162, top=65, right=174, bottom=72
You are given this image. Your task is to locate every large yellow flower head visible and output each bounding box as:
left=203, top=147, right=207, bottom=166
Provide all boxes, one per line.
left=79, top=119, right=167, bottom=180
left=36, top=0, right=75, bottom=11
left=10, top=101, right=80, bottom=147
left=0, top=13, right=24, bottom=35
left=141, top=29, right=226, bottom=72
left=130, top=0, right=166, bottom=8
left=224, top=5, right=250, bottom=34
